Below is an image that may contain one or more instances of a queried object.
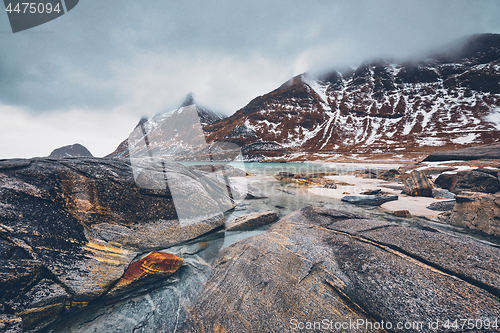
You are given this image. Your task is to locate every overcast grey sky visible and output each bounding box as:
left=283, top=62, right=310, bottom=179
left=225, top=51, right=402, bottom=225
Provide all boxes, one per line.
left=1, top=0, right=499, bottom=158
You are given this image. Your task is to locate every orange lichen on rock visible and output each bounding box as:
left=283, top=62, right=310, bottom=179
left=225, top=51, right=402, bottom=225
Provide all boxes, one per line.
left=123, top=251, right=183, bottom=281
left=107, top=251, right=183, bottom=296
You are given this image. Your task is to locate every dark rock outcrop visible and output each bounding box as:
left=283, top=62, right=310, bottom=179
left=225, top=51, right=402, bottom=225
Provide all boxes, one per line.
left=434, top=169, right=500, bottom=194
left=451, top=191, right=500, bottom=237
left=0, top=157, right=230, bottom=331
left=225, top=210, right=279, bottom=232
left=423, top=142, right=500, bottom=161
left=48, top=143, right=93, bottom=158
left=180, top=207, right=500, bottom=333
left=341, top=194, right=398, bottom=206
left=402, top=170, right=434, bottom=197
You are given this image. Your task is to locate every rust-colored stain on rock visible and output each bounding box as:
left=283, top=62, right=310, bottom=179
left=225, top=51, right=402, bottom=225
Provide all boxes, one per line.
left=59, top=170, right=108, bottom=216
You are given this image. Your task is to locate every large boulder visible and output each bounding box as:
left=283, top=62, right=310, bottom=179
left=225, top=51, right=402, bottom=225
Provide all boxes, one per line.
left=402, top=170, right=433, bottom=197
left=450, top=191, right=500, bottom=237
left=0, top=157, right=230, bottom=332
left=434, top=169, right=500, bottom=194
left=180, top=207, right=500, bottom=333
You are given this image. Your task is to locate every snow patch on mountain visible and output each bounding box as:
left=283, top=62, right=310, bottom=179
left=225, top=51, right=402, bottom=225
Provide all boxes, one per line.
left=487, top=108, right=500, bottom=130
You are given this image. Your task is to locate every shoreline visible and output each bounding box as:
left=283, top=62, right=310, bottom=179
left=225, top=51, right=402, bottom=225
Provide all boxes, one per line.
left=308, top=174, right=448, bottom=220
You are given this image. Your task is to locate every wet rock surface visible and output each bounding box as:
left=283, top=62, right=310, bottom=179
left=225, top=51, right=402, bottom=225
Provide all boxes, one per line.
left=180, top=206, right=500, bottom=333
left=0, top=314, right=23, bottom=333
left=105, top=251, right=183, bottom=298
left=41, top=240, right=217, bottom=333
left=225, top=210, right=279, bottom=231
left=0, top=157, right=229, bottom=331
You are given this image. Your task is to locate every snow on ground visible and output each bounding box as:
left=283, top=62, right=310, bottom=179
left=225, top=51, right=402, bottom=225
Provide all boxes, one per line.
left=308, top=174, right=447, bottom=220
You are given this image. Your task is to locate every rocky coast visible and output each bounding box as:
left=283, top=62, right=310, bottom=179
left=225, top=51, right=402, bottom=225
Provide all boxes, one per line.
left=1, top=155, right=500, bottom=332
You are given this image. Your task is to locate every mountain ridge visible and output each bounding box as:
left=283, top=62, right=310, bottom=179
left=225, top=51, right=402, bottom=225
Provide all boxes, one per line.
left=108, top=33, right=500, bottom=161
left=203, top=33, right=500, bottom=160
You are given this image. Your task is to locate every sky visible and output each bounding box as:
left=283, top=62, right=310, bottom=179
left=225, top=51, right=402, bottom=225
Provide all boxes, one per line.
left=1, top=0, right=499, bottom=158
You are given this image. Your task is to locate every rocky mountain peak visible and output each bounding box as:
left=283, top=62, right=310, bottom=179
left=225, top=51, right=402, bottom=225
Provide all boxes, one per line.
left=107, top=94, right=227, bottom=158
left=181, top=93, right=195, bottom=107
left=49, top=143, right=93, bottom=158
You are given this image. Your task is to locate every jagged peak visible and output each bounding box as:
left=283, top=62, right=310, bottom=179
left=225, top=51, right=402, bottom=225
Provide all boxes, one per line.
left=180, top=93, right=196, bottom=107
left=133, top=116, right=149, bottom=130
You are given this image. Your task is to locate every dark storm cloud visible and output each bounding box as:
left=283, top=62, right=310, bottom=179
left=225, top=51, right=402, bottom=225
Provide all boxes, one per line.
left=0, top=0, right=499, bottom=158
left=1, top=0, right=499, bottom=113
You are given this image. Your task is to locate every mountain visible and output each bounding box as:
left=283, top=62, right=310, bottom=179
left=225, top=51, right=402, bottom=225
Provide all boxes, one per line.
left=109, top=34, right=500, bottom=161
left=204, top=33, right=500, bottom=160
left=49, top=143, right=93, bottom=158
left=107, top=94, right=227, bottom=159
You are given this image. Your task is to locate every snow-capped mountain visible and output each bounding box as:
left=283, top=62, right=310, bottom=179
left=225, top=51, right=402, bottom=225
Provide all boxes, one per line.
left=107, top=95, right=226, bottom=158
left=204, top=33, right=500, bottom=159
left=109, top=34, right=500, bottom=161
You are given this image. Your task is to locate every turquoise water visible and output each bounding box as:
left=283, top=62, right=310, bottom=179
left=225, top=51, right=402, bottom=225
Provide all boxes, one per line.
left=180, top=161, right=397, bottom=219
left=181, top=161, right=500, bottom=246
left=179, top=161, right=383, bottom=176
